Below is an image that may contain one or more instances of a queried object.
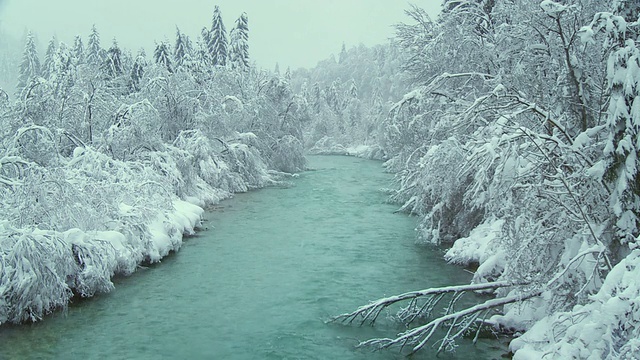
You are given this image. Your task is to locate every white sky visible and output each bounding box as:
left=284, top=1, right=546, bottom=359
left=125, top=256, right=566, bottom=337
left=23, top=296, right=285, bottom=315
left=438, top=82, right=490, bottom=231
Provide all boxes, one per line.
left=0, top=0, right=442, bottom=70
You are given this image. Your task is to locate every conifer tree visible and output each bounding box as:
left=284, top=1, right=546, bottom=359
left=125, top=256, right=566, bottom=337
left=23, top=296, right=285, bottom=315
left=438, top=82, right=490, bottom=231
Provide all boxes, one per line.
left=208, top=5, right=228, bottom=66
left=87, top=25, right=103, bottom=66
left=52, top=42, right=74, bottom=96
left=42, top=37, right=57, bottom=79
left=229, top=12, right=249, bottom=70
left=198, top=27, right=212, bottom=66
left=129, top=50, right=146, bottom=92
left=103, top=38, right=123, bottom=78
left=16, top=31, right=41, bottom=97
left=72, top=35, right=85, bottom=65
left=174, top=27, right=188, bottom=68
left=154, top=41, right=173, bottom=73
left=339, top=43, right=347, bottom=64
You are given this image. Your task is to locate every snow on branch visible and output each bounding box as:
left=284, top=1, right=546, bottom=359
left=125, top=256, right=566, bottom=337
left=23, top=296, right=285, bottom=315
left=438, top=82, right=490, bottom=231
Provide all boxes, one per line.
left=331, top=281, right=514, bottom=326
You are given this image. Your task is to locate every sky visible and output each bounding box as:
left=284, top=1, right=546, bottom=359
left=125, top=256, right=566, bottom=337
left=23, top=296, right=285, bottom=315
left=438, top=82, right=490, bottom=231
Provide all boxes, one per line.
left=0, top=0, right=442, bottom=70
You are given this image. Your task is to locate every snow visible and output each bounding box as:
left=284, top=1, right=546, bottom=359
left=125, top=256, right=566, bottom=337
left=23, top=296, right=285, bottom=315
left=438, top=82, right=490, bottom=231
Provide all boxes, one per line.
left=511, top=250, right=640, bottom=359
left=539, top=0, right=567, bottom=17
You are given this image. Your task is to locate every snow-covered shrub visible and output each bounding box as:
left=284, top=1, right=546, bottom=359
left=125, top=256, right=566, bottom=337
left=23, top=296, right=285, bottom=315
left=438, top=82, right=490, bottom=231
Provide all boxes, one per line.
left=0, top=226, right=76, bottom=323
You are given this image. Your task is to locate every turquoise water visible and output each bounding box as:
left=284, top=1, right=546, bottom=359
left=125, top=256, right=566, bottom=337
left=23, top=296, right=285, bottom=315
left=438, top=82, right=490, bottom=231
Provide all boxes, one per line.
left=0, top=155, right=506, bottom=359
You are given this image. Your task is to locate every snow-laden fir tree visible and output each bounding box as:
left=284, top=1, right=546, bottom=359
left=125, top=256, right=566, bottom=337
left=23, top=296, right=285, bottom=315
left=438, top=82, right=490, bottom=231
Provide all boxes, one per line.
left=72, top=35, right=84, bottom=65
left=42, top=37, right=57, bottom=80
left=339, top=43, right=347, bottom=64
left=16, top=31, right=41, bottom=98
left=154, top=41, right=173, bottom=73
left=208, top=5, right=228, bottom=67
left=174, top=27, right=192, bottom=69
left=87, top=25, right=103, bottom=66
left=128, top=50, right=146, bottom=92
left=229, top=12, right=249, bottom=71
left=199, top=27, right=212, bottom=66
left=601, top=8, right=640, bottom=244
left=52, top=42, right=74, bottom=96
left=103, top=39, right=123, bottom=78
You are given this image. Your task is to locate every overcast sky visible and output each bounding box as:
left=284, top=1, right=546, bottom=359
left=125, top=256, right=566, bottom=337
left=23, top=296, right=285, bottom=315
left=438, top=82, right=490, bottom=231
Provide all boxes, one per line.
left=0, top=0, right=442, bottom=70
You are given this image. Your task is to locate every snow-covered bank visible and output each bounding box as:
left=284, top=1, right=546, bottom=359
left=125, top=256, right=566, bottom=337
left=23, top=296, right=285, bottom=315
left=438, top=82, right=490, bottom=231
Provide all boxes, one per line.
left=0, top=127, right=298, bottom=325
left=308, top=136, right=387, bottom=160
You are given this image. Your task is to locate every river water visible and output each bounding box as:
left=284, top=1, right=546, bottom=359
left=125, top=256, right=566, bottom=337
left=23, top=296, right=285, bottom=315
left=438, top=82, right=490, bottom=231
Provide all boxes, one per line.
left=0, top=155, right=505, bottom=359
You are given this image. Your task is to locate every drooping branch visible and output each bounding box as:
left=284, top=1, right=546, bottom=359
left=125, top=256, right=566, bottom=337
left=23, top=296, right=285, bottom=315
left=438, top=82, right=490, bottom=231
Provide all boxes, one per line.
left=330, top=280, right=515, bottom=326
left=358, top=288, right=543, bottom=355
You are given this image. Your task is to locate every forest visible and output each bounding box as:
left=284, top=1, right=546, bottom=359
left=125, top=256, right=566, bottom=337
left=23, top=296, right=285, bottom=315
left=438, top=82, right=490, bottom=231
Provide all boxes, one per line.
left=1, top=0, right=640, bottom=359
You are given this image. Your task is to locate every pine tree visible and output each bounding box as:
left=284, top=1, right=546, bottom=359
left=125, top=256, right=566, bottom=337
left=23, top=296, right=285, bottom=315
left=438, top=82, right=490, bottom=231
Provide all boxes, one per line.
left=16, top=31, right=41, bottom=97
left=208, top=5, right=228, bottom=66
left=199, top=27, right=212, bottom=66
left=229, top=12, right=249, bottom=70
left=174, top=27, right=188, bottom=68
left=154, top=41, right=173, bottom=73
left=87, top=25, right=103, bottom=66
left=284, top=66, right=292, bottom=82
left=603, top=5, right=640, bottom=244
left=129, top=50, right=146, bottom=92
left=52, top=42, right=74, bottom=96
left=103, top=38, right=123, bottom=78
left=42, top=37, right=57, bottom=79
left=72, top=35, right=85, bottom=65
left=339, top=43, right=348, bottom=64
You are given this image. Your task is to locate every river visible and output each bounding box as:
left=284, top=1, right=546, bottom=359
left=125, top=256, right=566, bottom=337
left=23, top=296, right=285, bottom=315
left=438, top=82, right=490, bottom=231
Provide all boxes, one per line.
left=0, top=155, right=506, bottom=359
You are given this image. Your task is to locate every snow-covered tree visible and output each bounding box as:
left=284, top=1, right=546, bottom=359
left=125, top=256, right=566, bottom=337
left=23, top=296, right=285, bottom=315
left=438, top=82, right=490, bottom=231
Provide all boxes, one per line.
left=154, top=41, right=173, bottom=73
left=86, top=25, right=103, bottom=67
left=72, top=35, right=85, bottom=65
left=16, top=31, right=41, bottom=98
left=208, top=5, right=228, bottom=67
left=42, top=37, right=57, bottom=80
left=229, top=12, right=249, bottom=71
left=128, top=50, right=146, bottom=92
left=102, top=39, right=123, bottom=79
left=174, top=27, right=193, bottom=69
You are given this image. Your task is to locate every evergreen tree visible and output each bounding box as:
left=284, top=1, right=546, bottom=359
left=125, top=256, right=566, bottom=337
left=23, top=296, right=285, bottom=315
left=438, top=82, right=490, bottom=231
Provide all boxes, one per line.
left=208, top=5, right=228, bottom=66
left=87, top=25, right=103, bottom=66
left=154, top=41, right=173, bottom=73
left=52, top=42, right=74, bottom=96
left=42, top=37, right=57, bottom=79
left=102, top=38, right=123, bottom=78
left=16, top=31, right=41, bottom=97
left=174, top=27, right=188, bottom=68
left=229, top=12, right=249, bottom=70
left=199, top=27, right=212, bottom=66
left=72, top=35, right=85, bottom=65
left=129, top=50, right=146, bottom=92
left=284, top=66, right=292, bottom=81
left=339, top=43, right=348, bottom=64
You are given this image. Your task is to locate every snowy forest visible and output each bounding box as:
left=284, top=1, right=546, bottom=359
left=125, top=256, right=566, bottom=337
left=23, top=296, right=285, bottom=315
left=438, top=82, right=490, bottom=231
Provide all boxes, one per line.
left=2, top=0, right=640, bottom=359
